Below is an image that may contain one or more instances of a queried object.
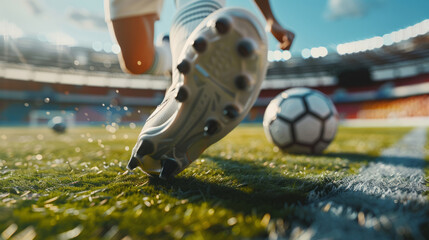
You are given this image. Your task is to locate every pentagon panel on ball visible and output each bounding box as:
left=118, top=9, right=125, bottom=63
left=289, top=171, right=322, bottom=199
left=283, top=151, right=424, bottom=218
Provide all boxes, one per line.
left=263, top=87, right=338, bottom=154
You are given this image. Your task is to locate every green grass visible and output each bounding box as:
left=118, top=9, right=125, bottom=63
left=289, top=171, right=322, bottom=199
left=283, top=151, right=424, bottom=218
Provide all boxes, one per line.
left=425, top=129, right=429, bottom=200
left=0, top=125, right=411, bottom=239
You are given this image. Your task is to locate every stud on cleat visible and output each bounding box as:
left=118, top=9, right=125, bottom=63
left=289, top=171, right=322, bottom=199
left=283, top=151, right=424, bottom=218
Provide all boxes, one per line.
left=204, top=120, right=220, bottom=136
left=237, top=40, right=254, bottom=58
left=215, top=17, right=230, bottom=34
left=159, top=158, right=179, bottom=180
left=177, top=60, right=191, bottom=74
left=175, top=86, right=188, bottom=102
left=136, top=139, right=154, bottom=157
left=223, top=105, right=239, bottom=119
left=127, top=157, right=139, bottom=170
left=192, top=37, right=207, bottom=53
left=234, top=75, right=250, bottom=90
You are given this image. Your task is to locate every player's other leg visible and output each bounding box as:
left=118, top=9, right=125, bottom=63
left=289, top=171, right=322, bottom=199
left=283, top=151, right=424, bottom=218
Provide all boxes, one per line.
left=104, top=0, right=171, bottom=75
left=128, top=0, right=268, bottom=179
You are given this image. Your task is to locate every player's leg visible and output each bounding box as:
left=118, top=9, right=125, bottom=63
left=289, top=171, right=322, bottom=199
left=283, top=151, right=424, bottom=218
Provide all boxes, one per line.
left=104, top=0, right=171, bottom=75
left=128, top=0, right=268, bottom=179
left=110, top=14, right=157, bottom=74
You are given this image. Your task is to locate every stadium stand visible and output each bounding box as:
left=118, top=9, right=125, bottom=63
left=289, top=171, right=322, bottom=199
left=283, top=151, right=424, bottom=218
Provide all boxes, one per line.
left=1, top=20, right=429, bottom=126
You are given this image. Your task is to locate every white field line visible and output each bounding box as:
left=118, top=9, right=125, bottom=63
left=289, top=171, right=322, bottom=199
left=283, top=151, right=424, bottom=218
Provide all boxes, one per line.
left=295, top=127, right=429, bottom=240
left=341, top=117, right=429, bottom=128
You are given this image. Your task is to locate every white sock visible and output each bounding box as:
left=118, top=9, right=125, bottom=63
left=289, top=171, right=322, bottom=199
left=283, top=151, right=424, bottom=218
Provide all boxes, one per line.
left=146, top=37, right=172, bottom=76
left=170, top=0, right=225, bottom=70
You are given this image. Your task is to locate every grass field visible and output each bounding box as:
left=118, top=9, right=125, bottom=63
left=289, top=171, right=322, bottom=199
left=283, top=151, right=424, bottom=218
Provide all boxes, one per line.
left=0, top=125, right=414, bottom=239
left=425, top=130, right=429, bottom=200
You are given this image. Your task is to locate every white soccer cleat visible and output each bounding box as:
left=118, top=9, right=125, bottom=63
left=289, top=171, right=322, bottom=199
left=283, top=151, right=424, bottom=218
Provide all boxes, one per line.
left=128, top=8, right=268, bottom=179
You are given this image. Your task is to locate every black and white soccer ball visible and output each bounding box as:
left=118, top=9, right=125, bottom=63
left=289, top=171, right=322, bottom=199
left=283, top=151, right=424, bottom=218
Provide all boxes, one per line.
left=263, top=88, right=338, bottom=154
left=48, top=116, right=67, bottom=134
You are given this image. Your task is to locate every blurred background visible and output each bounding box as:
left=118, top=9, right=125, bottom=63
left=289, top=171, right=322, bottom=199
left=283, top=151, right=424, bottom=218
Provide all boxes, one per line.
left=0, top=0, right=429, bottom=128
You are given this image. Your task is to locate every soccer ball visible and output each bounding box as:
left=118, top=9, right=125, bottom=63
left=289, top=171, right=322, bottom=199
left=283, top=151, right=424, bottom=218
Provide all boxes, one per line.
left=49, top=116, right=67, bottom=133
left=263, top=88, right=338, bottom=154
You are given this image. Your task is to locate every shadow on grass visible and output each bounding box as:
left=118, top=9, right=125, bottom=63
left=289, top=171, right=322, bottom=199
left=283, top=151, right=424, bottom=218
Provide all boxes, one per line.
left=147, top=156, right=330, bottom=217
left=322, top=152, right=378, bottom=163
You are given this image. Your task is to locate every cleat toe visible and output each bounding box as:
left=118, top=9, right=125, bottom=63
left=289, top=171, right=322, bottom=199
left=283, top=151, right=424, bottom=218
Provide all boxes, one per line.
left=127, top=157, right=139, bottom=170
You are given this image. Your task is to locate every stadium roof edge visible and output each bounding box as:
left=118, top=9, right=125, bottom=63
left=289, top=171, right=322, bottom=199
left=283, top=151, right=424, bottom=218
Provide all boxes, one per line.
left=0, top=62, right=170, bottom=90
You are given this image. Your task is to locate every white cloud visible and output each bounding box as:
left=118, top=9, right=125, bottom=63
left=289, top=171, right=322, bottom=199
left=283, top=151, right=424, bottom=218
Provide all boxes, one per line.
left=46, top=32, right=77, bottom=46
left=0, top=21, right=24, bottom=38
left=67, top=8, right=107, bottom=31
left=22, top=0, right=44, bottom=15
left=325, top=0, right=384, bottom=20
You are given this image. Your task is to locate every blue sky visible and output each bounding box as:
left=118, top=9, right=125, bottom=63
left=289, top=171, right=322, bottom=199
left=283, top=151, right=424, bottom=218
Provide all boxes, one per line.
left=0, top=0, right=428, bottom=55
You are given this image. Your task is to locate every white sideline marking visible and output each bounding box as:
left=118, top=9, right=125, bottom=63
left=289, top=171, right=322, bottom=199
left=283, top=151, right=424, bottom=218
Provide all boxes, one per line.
left=341, top=117, right=429, bottom=128
left=296, top=127, right=429, bottom=240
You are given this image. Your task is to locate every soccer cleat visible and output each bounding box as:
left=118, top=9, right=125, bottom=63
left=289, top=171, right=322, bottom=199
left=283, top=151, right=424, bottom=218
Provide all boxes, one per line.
left=128, top=8, right=268, bottom=177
